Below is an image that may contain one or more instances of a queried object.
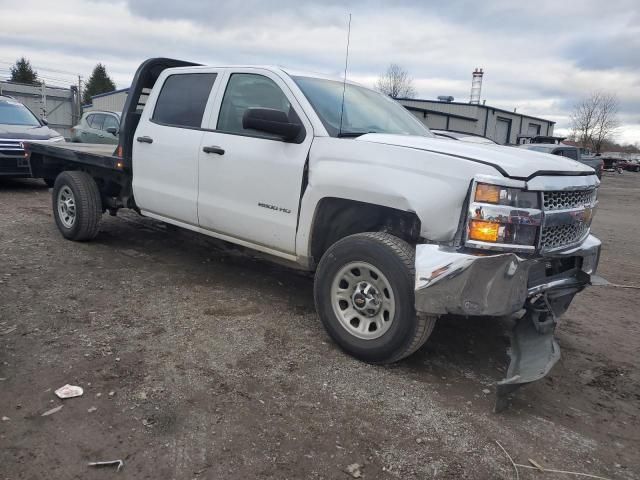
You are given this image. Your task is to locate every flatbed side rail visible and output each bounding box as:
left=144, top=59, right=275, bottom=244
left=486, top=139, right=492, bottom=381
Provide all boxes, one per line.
left=26, top=142, right=123, bottom=172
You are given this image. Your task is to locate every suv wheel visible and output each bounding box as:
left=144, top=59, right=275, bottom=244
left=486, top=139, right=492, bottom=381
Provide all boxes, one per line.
left=314, top=232, right=436, bottom=364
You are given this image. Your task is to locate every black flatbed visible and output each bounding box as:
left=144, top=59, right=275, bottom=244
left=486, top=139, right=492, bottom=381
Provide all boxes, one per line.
left=26, top=142, right=122, bottom=171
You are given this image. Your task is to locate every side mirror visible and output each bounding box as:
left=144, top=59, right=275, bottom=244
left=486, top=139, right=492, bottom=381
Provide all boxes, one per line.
left=41, top=118, right=49, bottom=126
left=242, top=108, right=302, bottom=142
left=106, top=127, right=118, bottom=136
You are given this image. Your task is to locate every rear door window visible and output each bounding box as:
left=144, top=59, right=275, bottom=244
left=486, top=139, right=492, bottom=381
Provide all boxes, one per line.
left=152, top=73, right=217, bottom=128
left=89, top=114, right=105, bottom=130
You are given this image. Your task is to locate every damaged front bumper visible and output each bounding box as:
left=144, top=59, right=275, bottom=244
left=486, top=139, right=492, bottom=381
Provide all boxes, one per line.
left=415, top=234, right=601, bottom=410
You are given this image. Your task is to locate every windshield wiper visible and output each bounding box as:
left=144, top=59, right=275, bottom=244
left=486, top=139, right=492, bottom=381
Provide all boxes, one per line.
left=337, top=130, right=378, bottom=138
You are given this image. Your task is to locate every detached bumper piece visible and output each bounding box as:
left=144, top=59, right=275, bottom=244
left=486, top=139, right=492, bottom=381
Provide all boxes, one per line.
left=415, top=235, right=601, bottom=410
left=495, top=304, right=559, bottom=412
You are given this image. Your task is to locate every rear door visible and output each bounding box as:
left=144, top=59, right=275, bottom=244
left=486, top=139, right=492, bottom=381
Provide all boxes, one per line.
left=197, top=69, right=313, bottom=254
left=85, top=114, right=105, bottom=143
left=132, top=70, right=221, bottom=226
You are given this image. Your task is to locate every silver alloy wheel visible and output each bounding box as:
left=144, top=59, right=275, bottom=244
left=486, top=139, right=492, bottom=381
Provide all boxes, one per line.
left=57, top=185, right=76, bottom=228
left=330, top=261, right=396, bottom=340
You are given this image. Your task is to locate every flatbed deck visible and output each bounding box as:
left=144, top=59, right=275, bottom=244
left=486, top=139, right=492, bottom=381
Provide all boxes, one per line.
left=27, top=142, right=123, bottom=171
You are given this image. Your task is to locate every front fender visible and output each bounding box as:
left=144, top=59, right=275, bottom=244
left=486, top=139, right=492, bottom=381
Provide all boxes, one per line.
left=295, top=137, right=500, bottom=257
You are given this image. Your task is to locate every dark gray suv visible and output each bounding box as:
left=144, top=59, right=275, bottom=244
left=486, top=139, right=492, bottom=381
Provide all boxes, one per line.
left=0, top=95, right=65, bottom=183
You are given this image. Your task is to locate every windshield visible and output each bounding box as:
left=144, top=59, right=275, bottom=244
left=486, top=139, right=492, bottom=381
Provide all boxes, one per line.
left=0, top=99, right=41, bottom=127
left=293, top=76, right=432, bottom=138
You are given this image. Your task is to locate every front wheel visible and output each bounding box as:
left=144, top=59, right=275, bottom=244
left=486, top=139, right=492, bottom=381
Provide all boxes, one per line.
left=52, top=171, right=102, bottom=241
left=314, top=232, right=436, bottom=364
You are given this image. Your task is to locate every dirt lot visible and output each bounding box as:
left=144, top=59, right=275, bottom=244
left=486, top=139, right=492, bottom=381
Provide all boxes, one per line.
left=1, top=173, right=638, bottom=479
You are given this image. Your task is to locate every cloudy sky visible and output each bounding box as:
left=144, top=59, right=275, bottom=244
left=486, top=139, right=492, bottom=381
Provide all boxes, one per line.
left=1, top=0, right=639, bottom=143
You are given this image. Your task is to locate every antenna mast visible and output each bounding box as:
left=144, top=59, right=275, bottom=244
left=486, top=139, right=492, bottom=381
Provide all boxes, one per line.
left=338, top=13, right=352, bottom=136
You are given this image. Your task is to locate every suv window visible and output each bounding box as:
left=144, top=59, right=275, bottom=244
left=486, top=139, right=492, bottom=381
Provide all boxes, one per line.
left=152, top=73, right=217, bottom=128
left=562, top=148, right=578, bottom=160
left=217, top=73, right=297, bottom=138
left=103, top=115, right=119, bottom=131
left=88, top=114, right=105, bottom=130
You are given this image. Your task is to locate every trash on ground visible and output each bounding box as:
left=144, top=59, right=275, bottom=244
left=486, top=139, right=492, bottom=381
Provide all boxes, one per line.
left=55, top=384, right=84, bottom=399
left=345, top=463, right=362, bottom=478
left=2, top=416, right=10, bottom=421
left=88, top=459, right=124, bottom=472
left=41, top=405, right=63, bottom=416
left=87, top=406, right=97, bottom=413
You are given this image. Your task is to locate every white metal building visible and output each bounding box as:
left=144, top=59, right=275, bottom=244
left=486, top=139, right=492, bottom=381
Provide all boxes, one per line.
left=83, top=88, right=129, bottom=113
left=398, top=98, right=555, bottom=145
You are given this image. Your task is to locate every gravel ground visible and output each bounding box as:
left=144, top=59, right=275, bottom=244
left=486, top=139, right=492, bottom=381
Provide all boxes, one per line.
left=0, top=173, right=638, bottom=479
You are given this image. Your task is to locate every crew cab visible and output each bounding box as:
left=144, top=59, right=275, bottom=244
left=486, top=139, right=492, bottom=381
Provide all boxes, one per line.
left=25, top=59, right=602, bottom=410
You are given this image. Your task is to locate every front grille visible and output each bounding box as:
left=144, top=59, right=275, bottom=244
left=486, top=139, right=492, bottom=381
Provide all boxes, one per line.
left=540, top=223, right=589, bottom=250
left=543, top=189, right=597, bottom=211
left=0, top=139, right=25, bottom=157
left=539, top=187, right=597, bottom=251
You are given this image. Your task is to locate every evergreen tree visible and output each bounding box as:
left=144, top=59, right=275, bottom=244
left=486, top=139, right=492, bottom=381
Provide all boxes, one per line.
left=10, top=57, right=40, bottom=85
left=82, top=63, right=116, bottom=104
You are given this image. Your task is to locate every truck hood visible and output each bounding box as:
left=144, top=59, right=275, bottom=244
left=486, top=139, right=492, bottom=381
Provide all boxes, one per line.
left=356, top=134, right=594, bottom=179
left=0, top=124, right=62, bottom=140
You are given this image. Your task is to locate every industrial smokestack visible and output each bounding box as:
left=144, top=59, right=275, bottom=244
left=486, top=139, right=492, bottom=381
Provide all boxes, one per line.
left=470, top=68, right=483, bottom=105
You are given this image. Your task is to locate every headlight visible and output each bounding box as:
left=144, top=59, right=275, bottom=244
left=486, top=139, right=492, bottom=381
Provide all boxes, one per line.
left=474, top=183, right=539, bottom=208
left=465, top=178, right=542, bottom=252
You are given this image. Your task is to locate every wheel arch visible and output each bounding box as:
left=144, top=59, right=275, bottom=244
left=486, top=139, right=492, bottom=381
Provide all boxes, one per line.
left=306, top=197, right=421, bottom=267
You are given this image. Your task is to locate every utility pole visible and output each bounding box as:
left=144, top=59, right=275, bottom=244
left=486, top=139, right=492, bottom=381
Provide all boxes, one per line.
left=77, top=75, right=83, bottom=120
left=40, top=81, right=47, bottom=121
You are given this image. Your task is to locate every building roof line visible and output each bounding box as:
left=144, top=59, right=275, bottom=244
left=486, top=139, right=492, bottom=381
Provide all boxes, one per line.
left=397, top=97, right=555, bottom=125
left=403, top=105, right=477, bottom=122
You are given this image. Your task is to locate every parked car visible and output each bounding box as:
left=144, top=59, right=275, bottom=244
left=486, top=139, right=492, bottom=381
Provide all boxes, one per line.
left=431, top=129, right=497, bottom=145
left=0, top=95, right=65, bottom=185
left=518, top=143, right=603, bottom=179
left=621, top=159, right=640, bottom=172
left=26, top=58, right=602, bottom=410
left=71, top=111, right=120, bottom=144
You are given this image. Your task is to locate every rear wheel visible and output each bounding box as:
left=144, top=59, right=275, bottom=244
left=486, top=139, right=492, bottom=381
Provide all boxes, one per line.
left=52, top=171, right=102, bottom=241
left=314, top=232, right=436, bottom=364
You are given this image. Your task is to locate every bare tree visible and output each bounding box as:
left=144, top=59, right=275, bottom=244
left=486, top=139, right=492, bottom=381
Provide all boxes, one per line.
left=375, top=64, right=417, bottom=99
left=570, top=92, right=619, bottom=153
left=592, top=93, right=619, bottom=154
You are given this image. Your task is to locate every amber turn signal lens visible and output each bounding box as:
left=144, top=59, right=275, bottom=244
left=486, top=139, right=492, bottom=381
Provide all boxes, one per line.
left=468, top=220, right=500, bottom=242
left=474, top=183, right=501, bottom=204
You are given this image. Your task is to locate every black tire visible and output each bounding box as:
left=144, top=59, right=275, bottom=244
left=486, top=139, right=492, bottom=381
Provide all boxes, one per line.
left=314, top=232, right=436, bottom=364
left=43, top=178, right=55, bottom=188
left=52, top=171, right=102, bottom=241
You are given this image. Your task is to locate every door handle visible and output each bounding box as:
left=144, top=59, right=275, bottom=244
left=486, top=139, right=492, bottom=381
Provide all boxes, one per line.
left=203, top=146, right=225, bottom=155
left=136, top=136, right=153, bottom=144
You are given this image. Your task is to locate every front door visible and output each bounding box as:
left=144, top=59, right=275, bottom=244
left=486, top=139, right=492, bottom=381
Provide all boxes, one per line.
left=197, top=70, right=313, bottom=255
left=132, top=71, right=220, bottom=226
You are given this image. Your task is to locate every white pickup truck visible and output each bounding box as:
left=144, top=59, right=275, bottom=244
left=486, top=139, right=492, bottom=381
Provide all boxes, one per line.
left=26, top=58, right=601, bottom=409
